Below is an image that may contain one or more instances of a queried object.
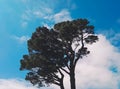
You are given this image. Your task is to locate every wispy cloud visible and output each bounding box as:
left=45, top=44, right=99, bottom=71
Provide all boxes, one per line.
left=32, top=7, right=53, bottom=18
left=109, top=33, right=120, bottom=45
left=21, top=1, right=72, bottom=28
left=44, top=9, right=72, bottom=23
left=99, top=29, right=120, bottom=46
left=21, top=0, right=53, bottom=20
left=12, top=35, right=30, bottom=44
left=53, top=9, right=72, bottom=23
left=0, top=79, right=38, bottom=89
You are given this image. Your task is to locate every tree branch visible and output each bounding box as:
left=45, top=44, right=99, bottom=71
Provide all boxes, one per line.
left=66, top=63, right=70, bottom=70
left=52, top=73, right=59, bottom=79
left=74, top=56, right=80, bottom=68
left=53, top=77, right=60, bottom=82
left=74, top=31, right=84, bottom=68
left=52, top=81, right=60, bottom=86
left=58, top=68, right=64, bottom=79
left=60, top=67, right=70, bottom=74
left=74, top=38, right=80, bottom=51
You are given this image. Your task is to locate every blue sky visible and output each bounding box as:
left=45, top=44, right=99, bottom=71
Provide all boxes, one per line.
left=0, top=0, right=120, bottom=89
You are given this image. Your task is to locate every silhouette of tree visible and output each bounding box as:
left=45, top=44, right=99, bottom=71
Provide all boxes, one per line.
left=20, top=19, right=98, bottom=89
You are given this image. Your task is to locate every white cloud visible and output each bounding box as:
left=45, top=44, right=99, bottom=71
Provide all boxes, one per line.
left=21, top=1, right=53, bottom=21
left=0, top=79, right=38, bottom=89
left=22, top=8, right=72, bottom=25
left=0, top=79, right=57, bottom=89
left=21, top=0, right=72, bottom=27
left=53, top=9, right=72, bottom=23
left=33, top=10, right=44, bottom=18
left=43, top=9, right=72, bottom=24
left=74, top=34, right=120, bottom=89
left=21, top=0, right=54, bottom=27
left=98, top=29, right=120, bottom=47
left=12, top=35, right=30, bottom=44
left=7, top=34, right=120, bottom=89
left=32, top=8, right=53, bottom=18
left=52, top=34, right=120, bottom=89
left=42, top=9, right=72, bottom=28
left=43, top=8, right=53, bottom=14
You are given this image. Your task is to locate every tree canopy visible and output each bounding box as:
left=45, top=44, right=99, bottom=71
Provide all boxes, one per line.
left=20, top=19, right=98, bottom=89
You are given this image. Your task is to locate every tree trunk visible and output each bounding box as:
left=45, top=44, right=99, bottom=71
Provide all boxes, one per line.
left=60, top=82, right=65, bottom=89
left=59, top=78, right=65, bottom=89
left=70, top=68, right=76, bottom=89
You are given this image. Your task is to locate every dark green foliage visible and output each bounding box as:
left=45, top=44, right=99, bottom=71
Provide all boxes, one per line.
left=20, top=19, right=98, bottom=89
left=20, top=27, right=65, bottom=87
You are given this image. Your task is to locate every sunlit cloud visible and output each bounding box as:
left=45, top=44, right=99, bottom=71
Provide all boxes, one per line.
left=52, top=34, right=120, bottom=89
left=74, top=34, right=120, bottom=89
left=0, top=79, right=57, bottom=89
left=43, top=9, right=72, bottom=23
left=0, top=79, right=38, bottom=89
left=9, top=34, right=120, bottom=89
left=53, top=9, right=72, bottom=23
left=12, top=34, right=120, bottom=89
left=99, top=29, right=120, bottom=46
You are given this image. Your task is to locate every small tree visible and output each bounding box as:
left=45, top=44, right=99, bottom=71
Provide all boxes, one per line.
left=20, top=19, right=98, bottom=89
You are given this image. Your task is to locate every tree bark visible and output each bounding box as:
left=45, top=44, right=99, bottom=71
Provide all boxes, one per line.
left=70, top=68, right=76, bottom=89
left=60, top=81, right=65, bottom=89
left=58, top=69, right=65, bottom=89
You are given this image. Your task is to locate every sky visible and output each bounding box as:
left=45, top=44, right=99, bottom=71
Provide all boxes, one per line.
left=0, top=0, right=120, bottom=89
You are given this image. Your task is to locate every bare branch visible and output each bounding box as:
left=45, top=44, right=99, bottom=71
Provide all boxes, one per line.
left=52, top=81, right=60, bottom=86
left=66, top=64, right=70, bottom=70
left=73, top=31, right=85, bottom=67
left=52, top=73, right=60, bottom=80
left=74, top=57, right=80, bottom=68
left=60, top=67, right=70, bottom=74
left=83, top=33, right=89, bottom=39
left=58, top=68, right=64, bottom=77
left=74, top=38, right=80, bottom=51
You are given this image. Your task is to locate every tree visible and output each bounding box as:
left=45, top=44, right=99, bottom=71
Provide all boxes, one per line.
left=20, top=19, right=98, bottom=89
left=20, top=27, right=65, bottom=89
